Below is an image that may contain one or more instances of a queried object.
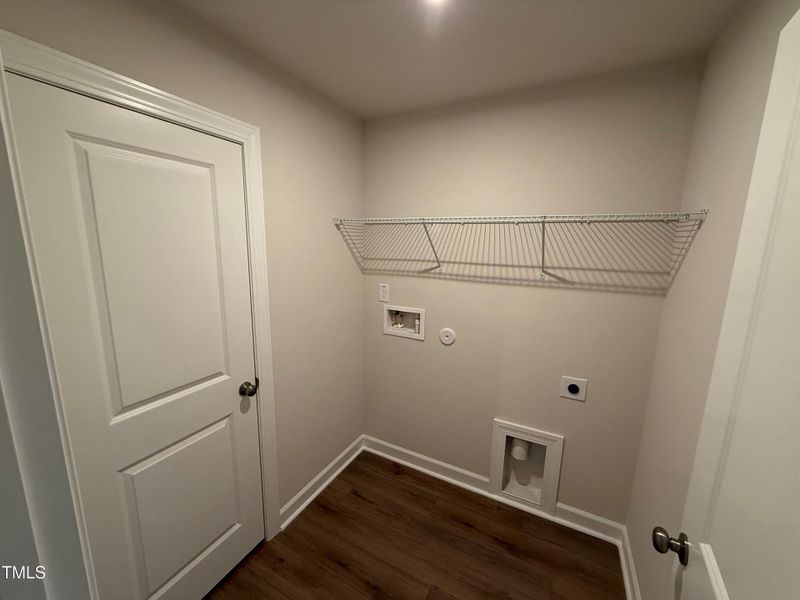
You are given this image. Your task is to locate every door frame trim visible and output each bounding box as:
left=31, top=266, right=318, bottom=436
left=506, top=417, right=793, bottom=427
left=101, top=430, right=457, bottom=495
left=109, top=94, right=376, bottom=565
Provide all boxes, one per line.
left=0, top=29, right=281, bottom=596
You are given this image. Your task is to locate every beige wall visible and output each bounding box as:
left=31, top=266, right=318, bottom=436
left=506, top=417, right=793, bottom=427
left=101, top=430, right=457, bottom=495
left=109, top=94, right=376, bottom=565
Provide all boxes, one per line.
left=0, top=393, right=43, bottom=600
left=0, top=94, right=47, bottom=600
left=5, top=1, right=793, bottom=595
left=0, top=0, right=365, bottom=509
left=362, top=59, right=703, bottom=522
left=625, top=0, right=800, bottom=596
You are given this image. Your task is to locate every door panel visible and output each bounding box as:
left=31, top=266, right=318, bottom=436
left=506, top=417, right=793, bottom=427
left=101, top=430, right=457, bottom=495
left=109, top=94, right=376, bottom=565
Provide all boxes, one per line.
left=72, top=139, right=229, bottom=413
left=7, top=73, right=264, bottom=599
left=673, top=7, right=800, bottom=600
left=123, top=417, right=239, bottom=594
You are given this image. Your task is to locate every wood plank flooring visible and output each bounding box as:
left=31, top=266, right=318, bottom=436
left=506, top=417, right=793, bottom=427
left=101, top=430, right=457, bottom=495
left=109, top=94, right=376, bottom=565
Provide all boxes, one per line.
left=206, top=452, right=626, bottom=600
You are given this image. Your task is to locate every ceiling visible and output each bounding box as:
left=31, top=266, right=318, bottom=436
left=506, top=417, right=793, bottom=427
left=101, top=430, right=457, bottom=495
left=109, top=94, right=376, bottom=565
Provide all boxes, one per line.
left=174, top=0, right=743, bottom=118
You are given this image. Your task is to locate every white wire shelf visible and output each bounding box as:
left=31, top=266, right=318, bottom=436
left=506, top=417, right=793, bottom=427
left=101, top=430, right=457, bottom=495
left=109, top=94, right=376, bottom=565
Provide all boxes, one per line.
left=333, top=210, right=707, bottom=295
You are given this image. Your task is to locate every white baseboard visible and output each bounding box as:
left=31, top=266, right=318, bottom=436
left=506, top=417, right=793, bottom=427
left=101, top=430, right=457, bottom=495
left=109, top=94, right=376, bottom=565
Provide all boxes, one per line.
left=361, top=435, right=491, bottom=493
left=554, top=503, right=621, bottom=543
left=280, top=434, right=640, bottom=600
left=554, top=504, right=640, bottom=600
left=279, top=435, right=364, bottom=530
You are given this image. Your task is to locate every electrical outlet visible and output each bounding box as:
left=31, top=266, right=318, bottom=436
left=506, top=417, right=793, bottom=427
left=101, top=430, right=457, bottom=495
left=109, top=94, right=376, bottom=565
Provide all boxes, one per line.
left=378, top=283, right=390, bottom=302
left=560, top=376, right=588, bottom=402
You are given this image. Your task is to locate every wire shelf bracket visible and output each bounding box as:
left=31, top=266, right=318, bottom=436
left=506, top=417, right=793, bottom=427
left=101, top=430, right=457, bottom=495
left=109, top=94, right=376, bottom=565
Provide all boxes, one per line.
left=333, top=210, right=707, bottom=295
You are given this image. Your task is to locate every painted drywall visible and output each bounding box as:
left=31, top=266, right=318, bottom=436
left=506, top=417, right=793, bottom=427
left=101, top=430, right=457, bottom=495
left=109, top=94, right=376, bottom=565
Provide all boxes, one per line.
left=0, top=105, right=42, bottom=600
left=361, top=59, right=703, bottom=523
left=173, top=0, right=740, bottom=117
left=0, top=99, right=88, bottom=599
left=0, top=391, right=45, bottom=600
left=625, top=0, right=800, bottom=596
left=3, top=0, right=788, bottom=595
left=0, top=0, right=363, bottom=557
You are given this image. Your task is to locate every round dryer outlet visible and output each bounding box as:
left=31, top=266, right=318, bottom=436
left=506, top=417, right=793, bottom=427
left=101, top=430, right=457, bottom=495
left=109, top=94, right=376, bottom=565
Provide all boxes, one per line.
left=439, top=327, right=456, bottom=346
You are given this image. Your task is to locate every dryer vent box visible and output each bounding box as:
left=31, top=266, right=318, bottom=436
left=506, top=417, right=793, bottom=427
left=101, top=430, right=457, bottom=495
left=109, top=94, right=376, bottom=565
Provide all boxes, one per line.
left=489, top=419, right=564, bottom=515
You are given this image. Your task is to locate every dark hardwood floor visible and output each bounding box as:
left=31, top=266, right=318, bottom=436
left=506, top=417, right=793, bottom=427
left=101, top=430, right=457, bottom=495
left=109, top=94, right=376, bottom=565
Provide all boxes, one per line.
left=206, top=452, right=626, bottom=599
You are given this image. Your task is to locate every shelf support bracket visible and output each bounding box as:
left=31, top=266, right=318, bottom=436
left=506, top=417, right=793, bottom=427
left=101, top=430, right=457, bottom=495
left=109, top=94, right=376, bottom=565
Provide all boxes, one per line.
left=422, top=223, right=442, bottom=270
left=538, top=221, right=546, bottom=280
left=334, top=220, right=366, bottom=268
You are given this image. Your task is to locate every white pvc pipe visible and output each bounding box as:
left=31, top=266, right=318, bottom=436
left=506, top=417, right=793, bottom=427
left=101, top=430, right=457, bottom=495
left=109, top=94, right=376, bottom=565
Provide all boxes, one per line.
left=510, top=437, right=531, bottom=461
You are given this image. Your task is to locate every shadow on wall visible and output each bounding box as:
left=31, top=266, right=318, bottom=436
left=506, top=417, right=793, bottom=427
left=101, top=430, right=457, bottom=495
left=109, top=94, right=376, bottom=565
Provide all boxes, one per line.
left=335, top=211, right=706, bottom=295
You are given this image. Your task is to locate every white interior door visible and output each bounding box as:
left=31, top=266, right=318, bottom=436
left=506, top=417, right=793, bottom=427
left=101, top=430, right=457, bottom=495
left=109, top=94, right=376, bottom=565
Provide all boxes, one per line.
left=6, top=73, right=265, bottom=600
left=655, top=8, right=800, bottom=600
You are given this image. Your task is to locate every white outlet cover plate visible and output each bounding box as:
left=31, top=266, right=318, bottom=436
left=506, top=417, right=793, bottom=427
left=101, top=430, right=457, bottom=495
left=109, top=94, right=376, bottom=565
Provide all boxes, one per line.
left=378, top=283, right=390, bottom=302
left=560, top=376, right=588, bottom=402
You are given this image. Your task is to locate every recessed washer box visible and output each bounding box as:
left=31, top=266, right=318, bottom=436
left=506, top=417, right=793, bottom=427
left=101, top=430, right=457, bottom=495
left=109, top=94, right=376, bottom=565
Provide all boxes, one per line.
left=383, top=305, right=425, bottom=341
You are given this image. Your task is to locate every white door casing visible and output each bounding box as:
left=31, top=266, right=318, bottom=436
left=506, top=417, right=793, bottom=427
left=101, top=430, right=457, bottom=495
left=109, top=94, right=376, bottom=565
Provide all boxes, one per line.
left=673, top=7, right=800, bottom=599
left=0, top=31, right=281, bottom=599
